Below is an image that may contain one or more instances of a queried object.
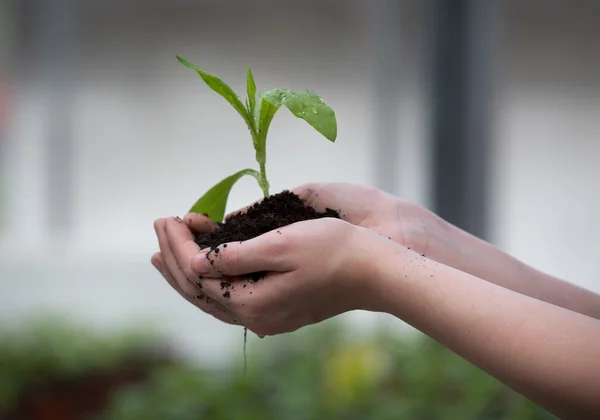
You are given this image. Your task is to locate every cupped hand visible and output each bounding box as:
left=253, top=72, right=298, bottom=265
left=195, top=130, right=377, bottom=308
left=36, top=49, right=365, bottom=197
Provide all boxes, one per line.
left=187, top=217, right=405, bottom=336
left=231, top=182, right=440, bottom=256
left=150, top=182, right=440, bottom=332
left=151, top=214, right=242, bottom=326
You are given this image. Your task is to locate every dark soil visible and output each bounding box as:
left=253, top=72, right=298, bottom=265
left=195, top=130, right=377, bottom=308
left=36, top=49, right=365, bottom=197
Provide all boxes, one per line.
left=194, top=190, right=340, bottom=287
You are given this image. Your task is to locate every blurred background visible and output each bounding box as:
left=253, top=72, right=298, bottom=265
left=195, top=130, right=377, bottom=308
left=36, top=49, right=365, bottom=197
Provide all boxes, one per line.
left=1, top=0, right=598, bottom=418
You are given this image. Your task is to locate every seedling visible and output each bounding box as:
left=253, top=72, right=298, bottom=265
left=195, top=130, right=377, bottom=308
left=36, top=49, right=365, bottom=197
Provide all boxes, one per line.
left=176, top=55, right=337, bottom=222
left=176, top=56, right=340, bottom=375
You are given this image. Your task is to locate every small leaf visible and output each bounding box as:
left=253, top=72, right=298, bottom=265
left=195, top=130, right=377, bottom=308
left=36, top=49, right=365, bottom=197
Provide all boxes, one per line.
left=254, top=90, right=285, bottom=163
left=246, top=66, right=256, bottom=115
left=176, top=55, right=252, bottom=128
left=258, top=90, right=285, bottom=127
left=189, top=169, right=262, bottom=222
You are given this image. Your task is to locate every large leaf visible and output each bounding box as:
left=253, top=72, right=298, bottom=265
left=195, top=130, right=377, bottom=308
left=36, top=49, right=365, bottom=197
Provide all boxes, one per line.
left=176, top=55, right=252, bottom=128
left=189, top=169, right=262, bottom=222
left=252, top=89, right=337, bottom=165
left=262, top=89, right=337, bottom=142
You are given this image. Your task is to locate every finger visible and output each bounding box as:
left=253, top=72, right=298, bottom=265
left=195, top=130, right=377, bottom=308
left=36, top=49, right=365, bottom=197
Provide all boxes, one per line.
left=190, top=232, right=289, bottom=277
left=290, top=182, right=319, bottom=202
left=194, top=273, right=258, bottom=306
left=183, top=212, right=217, bottom=234
left=163, top=217, right=234, bottom=306
left=151, top=251, right=197, bottom=304
left=151, top=252, right=241, bottom=325
left=291, top=182, right=338, bottom=213
left=155, top=217, right=203, bottom=298
left=166, top=217, right=205, bottom=282
left=152, top=252, right=195, bottom=304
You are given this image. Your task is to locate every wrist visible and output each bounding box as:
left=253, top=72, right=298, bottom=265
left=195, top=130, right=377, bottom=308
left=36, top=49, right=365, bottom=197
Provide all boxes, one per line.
left=364, top=242, right=447, bottom=322
left=398, top=204, right=469, bottom=272
left=384, top=196, right=444, bottom=256
left=348, top=226, right=417, bottom=314
left=416, top=213, right=522, bottom=286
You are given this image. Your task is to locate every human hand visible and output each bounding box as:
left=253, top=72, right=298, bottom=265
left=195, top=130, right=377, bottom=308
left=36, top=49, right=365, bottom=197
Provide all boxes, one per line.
left=150, top=182, right=444, bottom=331
left=187, top=217, right=405, bottom=336
left=234, top=182, right=443, bottom=256
left=151, top=215, right=242, bottom=326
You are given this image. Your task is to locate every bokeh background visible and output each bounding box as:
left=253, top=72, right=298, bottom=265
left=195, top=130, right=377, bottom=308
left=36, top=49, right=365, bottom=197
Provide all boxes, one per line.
left=1, top=0, right=598, bottom=418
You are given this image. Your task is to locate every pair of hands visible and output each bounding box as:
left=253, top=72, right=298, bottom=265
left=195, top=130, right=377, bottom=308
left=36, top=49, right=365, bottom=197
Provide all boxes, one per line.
left=152, top=183, right=436, bottom=336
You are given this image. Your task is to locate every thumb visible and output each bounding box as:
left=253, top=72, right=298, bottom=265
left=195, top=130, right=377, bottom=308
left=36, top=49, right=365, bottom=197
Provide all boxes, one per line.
left=183, top=212, right=218, bottom=234
left=190, top=236, right=285, bottom=277
left=290, top=183, right=337, bottom=213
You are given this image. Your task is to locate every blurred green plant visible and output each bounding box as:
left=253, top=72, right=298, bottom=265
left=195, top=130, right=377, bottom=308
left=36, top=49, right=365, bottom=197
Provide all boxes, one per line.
left=101, top=321, right=556, bottom=420
left=0, top=317, right=556, bottom=419
left=0, top=317, right=166, bottom=414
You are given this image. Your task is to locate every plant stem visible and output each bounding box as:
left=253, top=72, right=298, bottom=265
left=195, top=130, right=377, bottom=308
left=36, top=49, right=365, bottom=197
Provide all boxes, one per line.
left=251, top=126, right=270, bottom=198
left=258, top=162, right=270, bottom=197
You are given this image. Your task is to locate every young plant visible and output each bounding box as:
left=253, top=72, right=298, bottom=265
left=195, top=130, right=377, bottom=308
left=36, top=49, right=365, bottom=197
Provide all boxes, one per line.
left=176, top=55, right=337, bottom=222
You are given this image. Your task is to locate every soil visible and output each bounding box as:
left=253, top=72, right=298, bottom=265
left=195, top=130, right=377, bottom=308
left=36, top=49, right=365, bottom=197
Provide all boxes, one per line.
left=194, top=190, right=340, bottom=288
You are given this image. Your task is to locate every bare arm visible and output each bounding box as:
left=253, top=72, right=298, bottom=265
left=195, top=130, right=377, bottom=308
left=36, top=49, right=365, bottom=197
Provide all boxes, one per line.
left=157, top=214, right=600, bottom=418
left=370, top=250, right=600, bottom=420
left=410, top=208, right=600, bottom=320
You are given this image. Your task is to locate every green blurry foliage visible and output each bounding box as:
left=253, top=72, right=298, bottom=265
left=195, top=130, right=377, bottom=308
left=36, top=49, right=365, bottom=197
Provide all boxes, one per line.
left=101, top=321, right=555, bottom=420
left=0, top=318, right=555, bottom=420
left=0, top=317, right=164, bottom=413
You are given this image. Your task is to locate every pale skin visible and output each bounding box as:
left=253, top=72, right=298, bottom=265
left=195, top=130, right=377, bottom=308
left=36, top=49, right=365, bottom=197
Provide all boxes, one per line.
left=152, top=182, right=600, bottom=419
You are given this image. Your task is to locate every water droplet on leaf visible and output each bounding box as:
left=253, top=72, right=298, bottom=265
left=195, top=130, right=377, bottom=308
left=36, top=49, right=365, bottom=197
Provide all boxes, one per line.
left=312, top=107, right=318, bottom=114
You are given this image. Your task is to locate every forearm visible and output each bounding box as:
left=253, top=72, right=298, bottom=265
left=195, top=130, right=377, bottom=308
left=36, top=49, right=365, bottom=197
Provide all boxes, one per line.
left=372, top=252, right=600, bottom=419
left=420, top=214, right=600, bottom=320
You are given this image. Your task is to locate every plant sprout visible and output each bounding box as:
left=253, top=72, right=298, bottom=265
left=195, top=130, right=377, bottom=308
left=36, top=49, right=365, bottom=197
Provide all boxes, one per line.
left=176, top=55, right=338, bottom=222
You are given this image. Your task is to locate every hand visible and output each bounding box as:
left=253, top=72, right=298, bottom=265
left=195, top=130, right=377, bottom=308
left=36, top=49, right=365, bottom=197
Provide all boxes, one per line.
left=189, top=217, right=405, bottom=336
left=237, top=182, right=442, bottom=257
left=151, top=215, right=242, bottom=326
left=149, top=182, right=442, bottom=331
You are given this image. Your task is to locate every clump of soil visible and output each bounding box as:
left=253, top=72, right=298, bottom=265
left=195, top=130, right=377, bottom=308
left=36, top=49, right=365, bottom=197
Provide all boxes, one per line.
left=194, top=190, right=340, bottom=285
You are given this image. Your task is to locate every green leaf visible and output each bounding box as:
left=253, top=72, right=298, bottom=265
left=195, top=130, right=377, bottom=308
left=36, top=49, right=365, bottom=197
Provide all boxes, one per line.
left=262, top=89, right=337, bottom=142
left=176, top=55, right=252, bottom=128
left=246, top=66, right=256, bottom=115
left=252, top=89, right=337, bottom=166
left=251, top=90, right=284, bottom=165
left=188, top=169, right=262, bottom=222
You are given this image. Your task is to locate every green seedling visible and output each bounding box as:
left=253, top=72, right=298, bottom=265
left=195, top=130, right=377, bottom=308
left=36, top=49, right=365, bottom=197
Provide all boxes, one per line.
left=176, top=55, right=337, bottom=222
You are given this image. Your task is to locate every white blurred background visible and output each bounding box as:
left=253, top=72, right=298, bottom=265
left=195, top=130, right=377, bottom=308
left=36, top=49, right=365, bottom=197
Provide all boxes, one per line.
left=1, top=0, right=599, bottom=365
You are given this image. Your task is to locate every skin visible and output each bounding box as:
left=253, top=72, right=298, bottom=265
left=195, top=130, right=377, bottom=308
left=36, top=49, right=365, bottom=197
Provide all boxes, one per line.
left=152, top=182, right=600, bottom=419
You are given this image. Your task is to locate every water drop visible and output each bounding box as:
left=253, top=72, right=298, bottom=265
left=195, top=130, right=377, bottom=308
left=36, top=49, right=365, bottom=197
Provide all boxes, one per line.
left=312, top=107, right=318, bottom=114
